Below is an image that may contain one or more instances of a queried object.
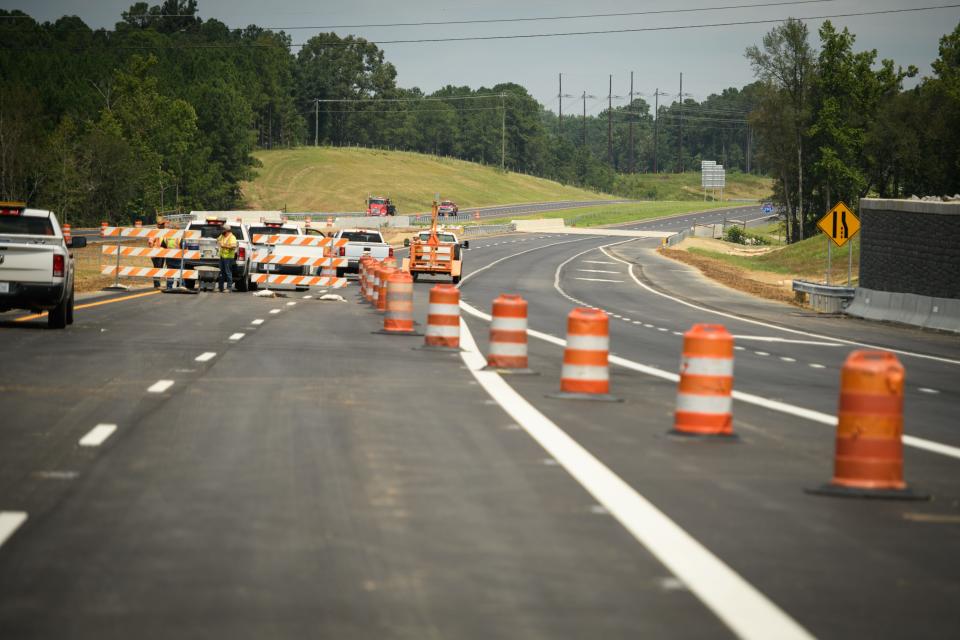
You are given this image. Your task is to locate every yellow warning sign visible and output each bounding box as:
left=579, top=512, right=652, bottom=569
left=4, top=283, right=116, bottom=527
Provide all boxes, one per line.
left=817, top=202, right=860, bottom=248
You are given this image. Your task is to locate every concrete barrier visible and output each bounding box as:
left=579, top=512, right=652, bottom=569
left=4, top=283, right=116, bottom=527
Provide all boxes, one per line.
left=846, top=288, right=960, bottom=333
left=512, top=218, right=567, bottom=232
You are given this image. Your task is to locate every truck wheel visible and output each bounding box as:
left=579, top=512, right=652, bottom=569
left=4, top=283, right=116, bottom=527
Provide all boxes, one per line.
left=453, top=245, right=462, bottom=261
left=411, top=272, right=419, bottom=282
left=184, top=279, right=196, bottom=290
left=336, top=268, right=344, bottom=278
left=66, top=290, right=75, bottom=325
left=48, top=296, right=68, bottom=329
left=236, top=275, right=249, bottom=292
left=451, top=275, right=461, bottom=285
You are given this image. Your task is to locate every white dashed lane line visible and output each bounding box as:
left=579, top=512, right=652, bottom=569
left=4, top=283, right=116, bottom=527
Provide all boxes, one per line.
left=251, top=319, right=264, bottom=325
left=79, top=423, right=117, bottom=447
left=286, top=302, right=296, bottom=307
left=780, top=357, right=797, bottom=362
left=147, top=380, right=174, bottom=393
left=195, top=352, right=217, bottom=362
left=809, top=363, right=826, bottom=369
left=918, top=387, right=940, bottom=394
left=229, top=333, right=245, bottom=341
left=754, top=351, right=770, bottom=357
left=269, top=309, right=282, bottom=314
left=0, top=512, right=28, bottom=548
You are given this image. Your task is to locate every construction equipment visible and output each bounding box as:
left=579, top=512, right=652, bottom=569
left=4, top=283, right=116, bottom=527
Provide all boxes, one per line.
left=402, top=201, right=465, bottom=284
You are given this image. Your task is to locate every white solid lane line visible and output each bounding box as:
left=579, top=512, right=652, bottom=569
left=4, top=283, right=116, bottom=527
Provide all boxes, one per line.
left=147, top=380, right=174, bottom=393
left=251, top=319, right=264, bottom=325
left=733, top=336, right=842, bottom=347
left=575, top=277, right=625, bottom=283
left=582, top=260, right=617, bottom=264
left=195, top=352, right=216, bottom=362
left=79, top=423, right=117, bottom=447
left=229, top=333, right=245, bottom=341
left=577, top=269, right=621, bottom=274
left=456, top=317, right=814, bottom=640
left=460, top=299, right=960, bottom=462
left=0, top=512, right=28, bottom=548
left=599, top=245, right=960, bottom=366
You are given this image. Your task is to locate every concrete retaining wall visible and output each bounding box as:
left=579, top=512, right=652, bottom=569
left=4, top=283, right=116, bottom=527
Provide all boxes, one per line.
left=848, top=199, right=960, bottom=332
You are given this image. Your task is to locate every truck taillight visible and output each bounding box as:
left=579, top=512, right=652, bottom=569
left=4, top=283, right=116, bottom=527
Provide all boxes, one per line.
left=53, top=254, right=65, bottom=278
left=238, top=247, right=246, bottom=260
left=339, top=246, right=346, bottom=257
left=388, top=247, right=394, bottom=258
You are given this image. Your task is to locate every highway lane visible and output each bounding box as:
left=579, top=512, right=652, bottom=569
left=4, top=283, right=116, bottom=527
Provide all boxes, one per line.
left=0, top=271, right=734, bottom=638
left=453, top=233, right=960, bottom=638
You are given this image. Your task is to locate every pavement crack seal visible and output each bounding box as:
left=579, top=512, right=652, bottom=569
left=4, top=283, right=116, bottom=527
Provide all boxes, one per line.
left=457, top=240, right=960, bottom=462
left=456, top=316, right=814, bottom=640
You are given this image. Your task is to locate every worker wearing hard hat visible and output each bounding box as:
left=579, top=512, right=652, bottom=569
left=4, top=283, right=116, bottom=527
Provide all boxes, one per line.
left=149, top=219, right=166, bottom=288
left=217, top=223, right=238, bottom=293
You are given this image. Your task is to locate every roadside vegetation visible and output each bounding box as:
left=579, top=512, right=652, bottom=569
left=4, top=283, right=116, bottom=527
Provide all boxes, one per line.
left=473, top=202, right=739, bottom=227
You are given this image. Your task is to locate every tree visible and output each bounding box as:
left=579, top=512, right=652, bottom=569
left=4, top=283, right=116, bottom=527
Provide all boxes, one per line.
left=746, top=18, right=815, bottom=241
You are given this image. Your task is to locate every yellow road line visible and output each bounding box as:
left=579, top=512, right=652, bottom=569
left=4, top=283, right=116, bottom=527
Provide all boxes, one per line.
left=13, top=290, right=161, bottom=322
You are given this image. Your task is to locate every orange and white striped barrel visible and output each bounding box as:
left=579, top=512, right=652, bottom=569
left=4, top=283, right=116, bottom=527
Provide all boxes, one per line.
left=100, top=221, right=108, bottom=236
left=380, top=271, right=417, bottom=334
left=808, top=351, right=925, bottom=499
left=382, top=256, right=397, bottom=269
left=371, top=262, right=384, bottom=307
left=134, top=220, right=142, bottom=228
left=376, top=266, right=396, bottom=312
left=62, top=223, right=72, bottom=245
left=558, top=308, right=613, bottom=397
left=358, top=256, right=371, bottom=300
left=320, top=245, right=337, bottom=278
left=672, top=324, right=735, bottom=437
left=486, top=294, right=529, bottom=370
left=424, top=284, right=460, bottom=349
left=326, top=216, right=334, bottom=227
left=364, top=257, right=377, bottom=302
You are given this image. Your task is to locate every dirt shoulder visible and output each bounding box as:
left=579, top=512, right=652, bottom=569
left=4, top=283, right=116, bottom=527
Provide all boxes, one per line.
left=659, top=238, right=799, bottom=306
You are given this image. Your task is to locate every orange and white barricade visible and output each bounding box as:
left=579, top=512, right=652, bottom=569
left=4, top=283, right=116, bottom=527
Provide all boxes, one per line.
left=100, top=226, right=202, bottom=290
left=374, top=271, right=420, bottom=335
left=102, top=245, right=202, bottom=260
left=101, top=226, right=200, bottom=240
left=320, top=245, right=338, bottom=278
left=250, top=234, right=348, bottom=249
left=249, top=253, right=345, bottom=270
left=550, top=307, right=620, bottom=401
left=671, top=324, right=735, bottom=437
left=250, top=274, right=347, bottom=289
left=485, top=294, right=534, bottom=373
left=807, top=351, right=926, bottom=500
left=420, top=284, right=460, bottom=350
left=101, top=265, right=198, bottom=280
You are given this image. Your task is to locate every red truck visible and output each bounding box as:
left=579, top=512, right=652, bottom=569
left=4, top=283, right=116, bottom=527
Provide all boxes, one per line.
left=366, top=196, right=396, bottom=217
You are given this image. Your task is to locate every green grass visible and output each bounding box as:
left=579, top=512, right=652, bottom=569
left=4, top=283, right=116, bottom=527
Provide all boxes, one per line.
left=614, top=171, right=773, bottom=201
left=474, top=201, right=740, bottom=227
left=688, top=234, right=860, bottom=280
left=243, top=147, right=613, bottom=213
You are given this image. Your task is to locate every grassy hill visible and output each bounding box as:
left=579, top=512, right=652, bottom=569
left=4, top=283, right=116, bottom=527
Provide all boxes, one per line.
left=241, top=147, right=612, bottom=213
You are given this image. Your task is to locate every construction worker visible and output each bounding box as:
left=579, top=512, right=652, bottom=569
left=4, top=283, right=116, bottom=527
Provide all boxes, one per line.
left=149, top=219, right=166, bottom=288
left=163, top=231, right=180, bottom=290
left=217, top=223, right=238, bottom=293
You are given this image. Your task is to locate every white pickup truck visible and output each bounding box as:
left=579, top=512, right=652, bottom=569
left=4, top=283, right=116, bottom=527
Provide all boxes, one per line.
left=0, top=202, right=86, bottom=328
left=333, top=228, right=393, bottom=276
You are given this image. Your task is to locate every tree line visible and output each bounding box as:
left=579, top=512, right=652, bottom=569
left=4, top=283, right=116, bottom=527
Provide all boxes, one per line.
left=1, top=1, right=957, bottom=234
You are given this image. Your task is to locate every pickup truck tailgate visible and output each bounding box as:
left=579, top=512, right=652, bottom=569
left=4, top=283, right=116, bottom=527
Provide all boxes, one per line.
left=0, top=237, right=58, bottom=284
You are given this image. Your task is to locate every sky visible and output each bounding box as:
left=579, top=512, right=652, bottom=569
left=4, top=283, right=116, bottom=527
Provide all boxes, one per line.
left=7, top=0, right=960, bottom=115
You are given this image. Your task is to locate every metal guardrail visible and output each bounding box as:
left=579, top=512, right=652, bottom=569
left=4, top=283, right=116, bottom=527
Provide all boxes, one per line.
left=662, top=228, right=690, bottom=247
left=792, top=280, right=856, bottom=313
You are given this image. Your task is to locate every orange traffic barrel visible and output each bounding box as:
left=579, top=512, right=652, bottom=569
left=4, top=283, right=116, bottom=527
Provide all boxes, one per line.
left=62, top=223, right=72, bottom=245
left=305, top=216, right=312, bottom=223
left=359, top=256, right=372, bottom=301
left=382, top=256, right=397, bottom=269
left=320, top=244, right=337, bottom=279
left=376, top=266, right=396, bottom=313
left=807, top=351, right=927, bottom=500
left=100, top=221, right=108, bottom=236
left=421, top=284, right=460, bottom=349
left=549, top=308, right=620, bottom=401
left=371, top=262, right=385, bottom=307
left=485, top=294, right=534, bottom=373
left=375, top=271, right=421, bottom=335
left=672, top=324, right=736, bottom=438
left=473, top=211, right=480, bottom=220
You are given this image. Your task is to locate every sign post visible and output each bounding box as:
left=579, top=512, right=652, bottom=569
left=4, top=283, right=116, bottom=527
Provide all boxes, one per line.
left=816, top=201, right=861, bottom=286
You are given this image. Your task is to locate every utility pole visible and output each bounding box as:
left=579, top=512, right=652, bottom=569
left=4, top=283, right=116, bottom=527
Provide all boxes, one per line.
left=558, top=73, right=563, bottom=135
left=607, top=75, right=613, bottom=166
left=678, top=72, right=683, bottom=173
left=628, top=71, right=634, bottom=174
left=313, top=98, right=319, bottom=147
left=653, top=88, right=668, bottom=173
left=582, top=91, right=587, bottom=147
left=501, top=92, right=506, bottom=171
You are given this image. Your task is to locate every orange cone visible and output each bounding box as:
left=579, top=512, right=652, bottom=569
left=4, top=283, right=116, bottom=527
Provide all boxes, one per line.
left=375, top=271, right=421, bottom=335
left=807, top=351, right=927, bottom=500
left=672, top=324, right=736, bottom=438
left=549, top=308, right=620, bottom=401
left=376, top=266, right=396, bottom=313
left=420, top=284, right=460, bottom=349
left=485, top=294, right=534, bottom=374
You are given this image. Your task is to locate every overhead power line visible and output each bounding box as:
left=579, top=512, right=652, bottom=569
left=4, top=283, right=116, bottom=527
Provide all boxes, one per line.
left=3, top=4, right=957, bottom=49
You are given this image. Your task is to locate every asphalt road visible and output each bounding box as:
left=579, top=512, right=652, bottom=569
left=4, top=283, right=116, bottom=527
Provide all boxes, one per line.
left=1, top=206, right=958, bottom=639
